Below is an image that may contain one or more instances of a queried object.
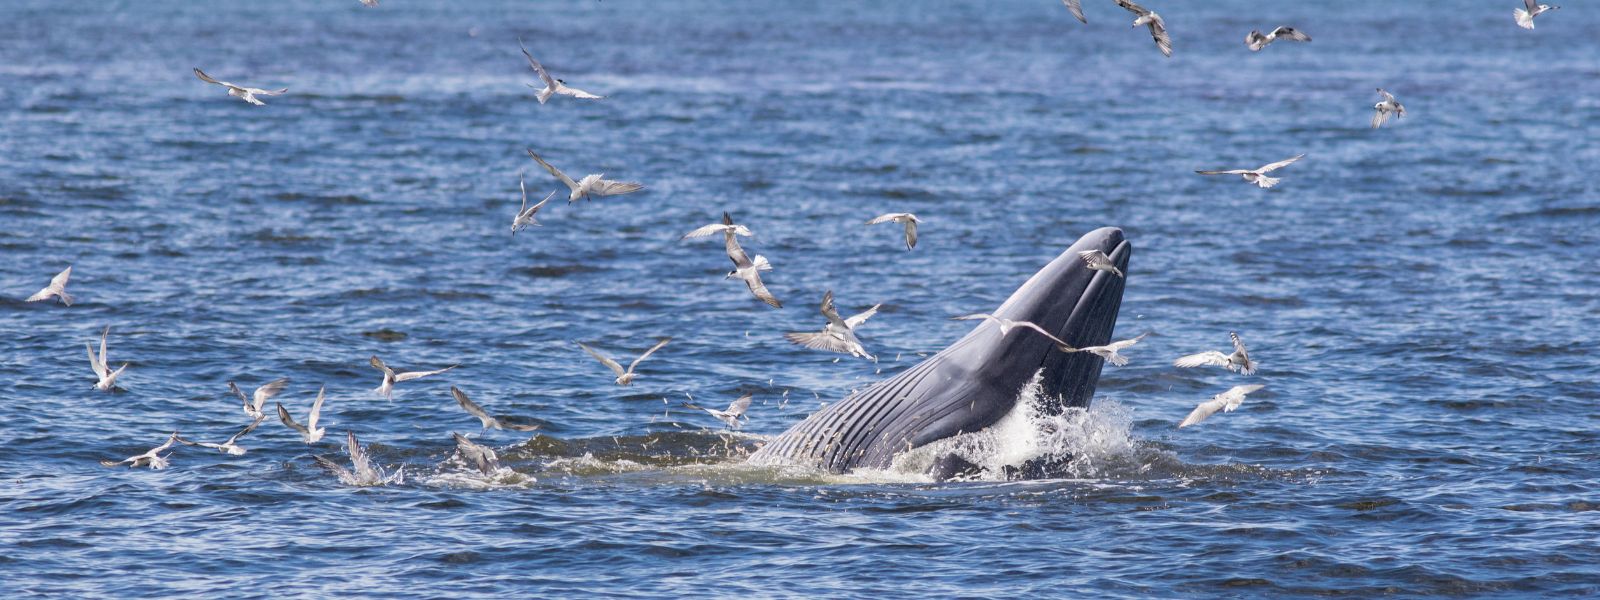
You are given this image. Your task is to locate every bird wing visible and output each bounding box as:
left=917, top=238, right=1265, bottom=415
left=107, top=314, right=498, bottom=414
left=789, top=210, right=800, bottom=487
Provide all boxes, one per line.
left=525, top=149, right=577, bottom=191
left=528, top=189, right=556, bottom=214
left=345, top=431, right=369, bottom=472
left=517, top=171, right=528, bottom=213
left=724, top=234, right=754, bottom=268
left=1229, top=332, right=1250, bottom=359
left=629, top=338, right=673, bottom=372
left=560, top=86, right=604, bottom=100
left=452, top=386, right=493, bottom=422
left=903, top=220, right=918, bottom=250
left=518, top=39, right=556, bottom=88
left=681, top=223, right=729, bottom=240
left=1178, top=396, right=1229, bottom=428
left=726, top=393, right=753, bottom=417
left=307, top=387, right=325, bottom=431
left=278, top=402, right=309, bottom=436
left=1255, top=154, right=1304, bottom=173
left=86, top=342, right=108, bottom=379
left=576, top=342, right=627, bottom=377
left=591, top=178, right=644, bottom=196
left=98, top=326, right=111, bottom=372
left=369, top=356, right=393, bottom=376
left=395, top=365, right=455, bottom=382
left=1148, top=15, right=1173, bottom=57
left=228, top=415, right=266, bottom=444
left=784, top=331, right=856, bottom=354
left=818, top=290, right=842, bottom=323
left=1061, top=0, right=1087, bottom=23
left=1377, top=88, right=1397, bottom=104
left=1196, top=169, right=1251, bottom=175
left=1078, top=249, right=1109, bottom=265
left=1108, top=333, right=1148, bottom=351
left=193, top=68, right=228, bottom=86
left=864, top=213, right=904, bottom=225
left=253, top=378, right=289, bottom=412
left=1245, top=30, right=1267, bottom=51
left=243, top=87, right=288, bottom=96
left=50, top=266, right=71, bottom=289
left=1114, top=0, right=1150, bottom=16
left=740, top=268, right=783, bottom=308
left=1372, top=109, right=1391, bottom=129
left=951, top=313, right=993, bottom=322
left=1223, top=384, right=1266, bottom=410
left=1014, top=321, right=1071, bottom=347
left=845, top=304, right=881, bottom=329
left=313, top=455, right=354, bottom=480
left=1173, top=351, right=1230, bottom=368
left=1272, top=26, right=1310, bottom=42
left=1525, top=0, right=1539, bottom=12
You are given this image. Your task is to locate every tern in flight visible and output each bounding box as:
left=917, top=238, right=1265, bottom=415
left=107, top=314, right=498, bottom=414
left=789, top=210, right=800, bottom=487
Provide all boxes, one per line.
left=1196, top=154, right=1305, bottom=189
left=682, top=212, right=754, bottom=241
left=952, top=313, right=1070, bottom=347
left=1059, top=333, right=1147, bottom=366
left=86, top=325, right=128, bottom=392
left=785, top=290, right=880, bottom=360
left=100, top=432, right=181, bottom=470
left=1245, top=26, right=1311, bottom=51
left=525, top=149, right=643, bottom=204
left=230, top=378, right=289, bottom=420
left=865, top=213, right=921, bottom=250
left=178, top=416, right=266, bottom=456
left=1114, top=0, right=1172, bottom=57
left=1078, top=249, right=1123, bottom=278
left=1514, top=0, right=1559, bottom=29
left=511, top=172, right=556, bottom=235
left=370, top=356, right=457, bottom=399
left=1372, top=89, right=1406, bottom=129
left=1174, top=332, right=1259, bottom=375
left=518, top=39, right=604, bottom=104
left=313, top=431, right=404, bottom=486
left=277, top=386, right=328, bottom=444
left=26, top=265, right=73, bottom=306
left=683, top=393, right=753, bottom=430
left=1179, top=384, right=1266, bottom=428
left=451, top=386, right=541, bottom=432
left=575, top=338, right=672, bottom=386
left=193, top=68, right=287, bottom=106
left=721, top=220, right=782, bottom=308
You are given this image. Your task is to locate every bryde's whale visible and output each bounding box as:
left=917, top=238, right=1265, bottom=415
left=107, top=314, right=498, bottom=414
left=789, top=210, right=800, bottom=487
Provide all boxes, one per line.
left=748, top=227, right=1130, bottom=478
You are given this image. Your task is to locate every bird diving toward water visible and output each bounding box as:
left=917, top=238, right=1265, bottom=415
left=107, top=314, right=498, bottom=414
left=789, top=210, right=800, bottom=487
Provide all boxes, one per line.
left=1174, top=332, right=1260, bottom=375
left=451, top=433, right=503, bottom=475
left=518, top=39, right=605, bottom=104
left=682, top=212, right=754, bottom=241
left=1372, top=89, right=1406, bottom=129
left=313, top=431, right=404, bottom=486
left=86, top=325, right=127, bottom=392
left=1196, top=154, right=1305, bottom=189
left=1078, top=249, right=1123, bottom=277
left=370, top=356, right=457, bottom=399
left=451, top=386, right=541, bottom=432
left=1245, top=26, right=1311, bottom=51
left=952, top=313, right=1070, bottom=347
left=1514, top=0, right=1559, bottom=29
left=683, top=393, right=753, bottom=430
left=26, top=265, right=72, bottom=306
left=177, top=416, right=265, bottom=456
left=100, top=432, right=181, bottom=470
left=1178, top=384, right=1266, bottom=428
left=193, top=68, right=287, bottom=106
left=1114, top=0, right=1171, bottom=57
left=721, top=219, right=782, bottom=308
left=575, top=338, right=671, bottom=386
left=785, top=290, right=881, bottom=360
left=230, top=378, right=289, bottom=420
left=277, top=386, right=328, bottom=444
left=511, top=172, right=555, bottom=235
left=524, top=149, right=644, bottom=204
left=865, top=212, right=921, bottom=250
left=1059, top=333, right=1147, bottom=366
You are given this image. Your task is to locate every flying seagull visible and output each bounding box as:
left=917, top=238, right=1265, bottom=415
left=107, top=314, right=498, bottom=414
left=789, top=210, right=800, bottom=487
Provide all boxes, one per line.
left=277, top=386, right=328, bottom=444
left=1245, top=26, right=1311, bottom=51
left=230, top=377, right=289, bottom=420
left=451, top=386, right=541, bottom=432
left=1196, top=154, right=1304, bottom=189
left=952, top=313, right=1070, bottom=347
left=682, top=393, right=753, bottom=430
left=722, top=221, right=782, bottom=308
left=1173, top=332, right=1259, bottom=375
left=370, top=356, right=457, bottom=399
left=1059, top=333, right=1147, bottom=366
left=178, top=416, right=265, bottom=456
left=682, top=211, right=754, bottom=241
left=1062, top=0, right=1087, bottom=23
left=86, top=325, right=127, bottom=392
left=313, top=431, right=404, bottom=486
left=1114, top=0, right=1172, bottom=57
left=1179, top=384, right=1266, bottom=428
left=518, top=39, right=604, bottom=104
left=1515, top=0, right=1559, bottom=29
left=785, top=290, right=880, bottom=360
left=1078, top=249, right=1123, bottom=277
left=100, top=432, right=182, bottom=470
left=511, top=172, right=556, bottom=235
left=193, top=68, right=287, bottom=106
left=451, top=433, right=502, bottom=475
left=1372, top=88, right=1406, bottom=129
left=25, top=265, right=73, bottom=306
left=865, top=212, right=921, bottom=250
left=575, top=338, right=671, bottom=386
left=525, top=148, right=643, bottom=204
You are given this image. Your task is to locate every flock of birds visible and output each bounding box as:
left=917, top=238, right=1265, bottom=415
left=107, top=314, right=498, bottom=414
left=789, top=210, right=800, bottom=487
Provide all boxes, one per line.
left=18, top=0, right=1569, bottom=483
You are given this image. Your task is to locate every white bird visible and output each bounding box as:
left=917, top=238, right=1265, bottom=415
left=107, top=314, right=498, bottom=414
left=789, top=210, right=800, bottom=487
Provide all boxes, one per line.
left=25, top=266, right=73, bottom=306
left=1059, top=333, right=1147, bottom=366
left=518, top=39, right=604, bottom=104
left=682, top=211, right=754, bottom=241
left=100, top=432, right=182, bottom=470
left=313, top=431, right=404, bottom=486
left=525, top=148, right=643, bottom=204
left=865, top=213, right=921, bottom=250
left=451, top=432, right=502, bottom=475
left=1196, top=154, right=1304, bottom=189
left=1372, top=88, right=1406, bottom=129
left=229, top=377, right=289, bottom=420
left=451, top=386, right=541, bottom=432
left=511, top=172, right=555, bottom=235
left=85, top=325, right=127, bottom=392
left=359, top=0, right=378, bottom=6
left=722, top=224, right=782, bottom=308
left=1179, top=384, right=1266, bottom=428
left=1173, top=332, right=1259, bottom=375
left=1062, top=0, right=1087, bottom=23
left=785, top=290, right=880, bottom=360
left=575, top=338, right=671, bottom=386
left=193, top=68, right=287, bottom=106
left=951, top=313, right=1070, bottom=347
left=370, top=356, right=457, bottom=399
left=1515, top=0, right=1559, bottom=29
left=177, top=416, right=265, bottom=456
left=1078, top=249, right=1123, bottom=278
left=1114, top=0, right=1172, bottom=57
left=277, top=386, right=328, bottom=444
left=1245, top=26, right=1311, bottom=51
left=682, top=393, right=753, bottom=430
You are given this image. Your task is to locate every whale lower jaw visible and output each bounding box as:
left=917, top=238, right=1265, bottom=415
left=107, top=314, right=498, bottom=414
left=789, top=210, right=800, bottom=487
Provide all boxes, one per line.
left=748, top=227, right=1131, bottom=475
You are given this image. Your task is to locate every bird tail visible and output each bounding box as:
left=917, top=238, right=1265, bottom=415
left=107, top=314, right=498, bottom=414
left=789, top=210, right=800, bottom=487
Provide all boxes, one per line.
left=1107, top=354, right=1130, bottom=367
left=1255, top=175, right=1280, bottom=189
left=1240, top=359, right=1259, bottom=376
left=1514, top=9, right=1534, bottom=29
left=536, top=86, right=555, bottom=104
left=752, top=255, right=772, bottom=271
left=58, top=290, right=74, bottom=306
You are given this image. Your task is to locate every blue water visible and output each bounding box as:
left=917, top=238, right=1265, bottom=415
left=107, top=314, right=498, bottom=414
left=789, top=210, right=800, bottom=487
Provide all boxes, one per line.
left=4, top=0, right=1599, bottom=597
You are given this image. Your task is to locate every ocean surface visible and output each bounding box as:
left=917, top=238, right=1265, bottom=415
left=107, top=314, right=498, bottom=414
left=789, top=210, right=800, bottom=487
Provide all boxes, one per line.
left=3, top=0, right=1599, bottom=597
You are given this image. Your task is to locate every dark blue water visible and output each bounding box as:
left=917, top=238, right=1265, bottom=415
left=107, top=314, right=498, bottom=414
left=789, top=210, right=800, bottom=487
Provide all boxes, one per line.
left=4, top=0, right=1599, bottom=597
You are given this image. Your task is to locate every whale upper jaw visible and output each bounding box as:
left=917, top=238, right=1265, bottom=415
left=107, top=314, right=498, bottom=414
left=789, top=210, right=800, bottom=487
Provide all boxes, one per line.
left=748, top=227, right=1131, bottom=474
